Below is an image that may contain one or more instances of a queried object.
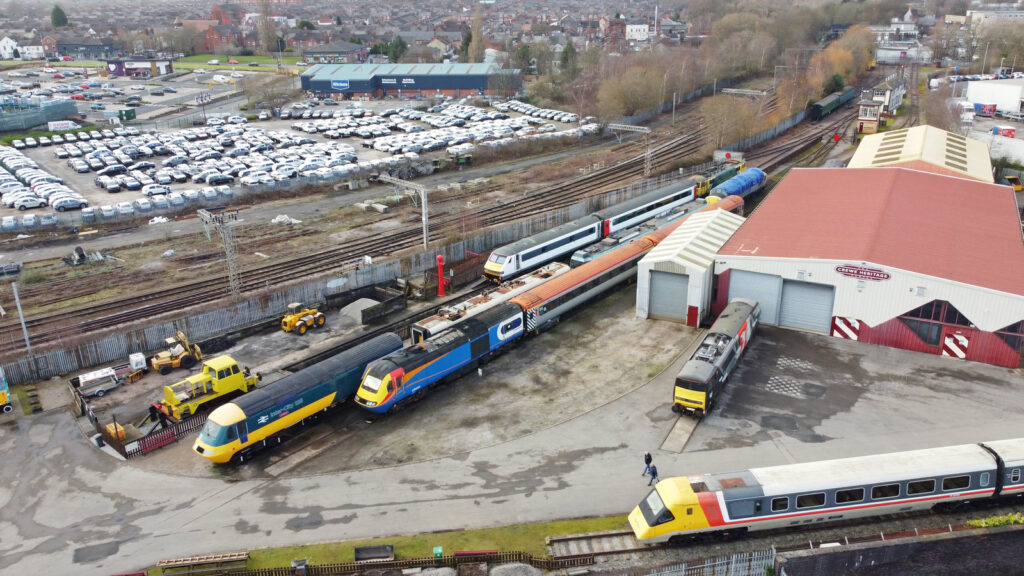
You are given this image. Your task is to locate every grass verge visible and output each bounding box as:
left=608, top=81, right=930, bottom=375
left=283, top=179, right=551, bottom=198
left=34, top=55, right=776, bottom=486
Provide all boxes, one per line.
left=12, top=384, right=34, bottom=415
left=177, top=54, right=304, bottom=66
left=144, top=515, right=629, bottom=574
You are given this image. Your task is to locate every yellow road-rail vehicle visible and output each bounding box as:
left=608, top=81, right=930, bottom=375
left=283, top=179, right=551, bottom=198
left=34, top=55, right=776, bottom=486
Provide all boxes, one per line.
left=154, top=355, right=260, bottom=421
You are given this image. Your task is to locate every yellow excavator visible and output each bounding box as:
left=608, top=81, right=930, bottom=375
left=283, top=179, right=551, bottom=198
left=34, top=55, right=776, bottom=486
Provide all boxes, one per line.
left=150, top=331, right=202, bottom=375
left=281, top=302, right=326, bottom=335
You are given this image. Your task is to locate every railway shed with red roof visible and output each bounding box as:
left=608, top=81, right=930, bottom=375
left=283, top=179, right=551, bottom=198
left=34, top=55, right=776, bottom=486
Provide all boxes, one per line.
left=714, top=167, right=1024, bottom=367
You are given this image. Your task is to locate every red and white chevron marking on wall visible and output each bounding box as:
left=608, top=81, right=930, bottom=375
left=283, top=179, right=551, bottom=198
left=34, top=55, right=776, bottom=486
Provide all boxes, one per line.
left=942, top=333, right=969, bottom=359
left=831, top=317, right=861, bottom=340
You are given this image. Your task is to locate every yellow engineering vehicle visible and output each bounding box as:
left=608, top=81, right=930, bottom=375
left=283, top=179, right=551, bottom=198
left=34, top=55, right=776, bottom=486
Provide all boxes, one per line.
left=281, top=302, right=326, bottom=335
left=150, top=331, right=202, bottom=375
left=153, top=355, right=260, bottom=421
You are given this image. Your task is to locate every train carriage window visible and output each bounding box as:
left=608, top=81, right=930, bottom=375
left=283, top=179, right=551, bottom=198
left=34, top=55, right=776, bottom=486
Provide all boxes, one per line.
left=231, top=364, right=239, bottom=375
left=942, top=476, right=970, bottom=491
left=797, top=493, right=826, bottom=508
left=871, top=484, right=900, bottom=499
left=980, top=473, right=990, bottom=487
left=907, top=480, right=935, bottom=495
left=225, top=426, right=236, bottom=441
left=1012, top=469, right=1021, bottom=483
left=771, top=497, right=788, bottom=512
left=835, top=488, right=864, bottom=503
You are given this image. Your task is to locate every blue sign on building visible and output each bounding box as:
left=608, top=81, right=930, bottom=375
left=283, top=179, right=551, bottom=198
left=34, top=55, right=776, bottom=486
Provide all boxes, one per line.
left=331, top=80, right=350, bottom=90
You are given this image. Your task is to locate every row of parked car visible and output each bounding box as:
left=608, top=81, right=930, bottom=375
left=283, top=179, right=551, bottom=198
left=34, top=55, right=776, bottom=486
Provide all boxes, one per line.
left=12, top=126, right=141, bottom=151
left=495, top=100, right=581, bottom=124
left=0, top=146, right=89, bottom=212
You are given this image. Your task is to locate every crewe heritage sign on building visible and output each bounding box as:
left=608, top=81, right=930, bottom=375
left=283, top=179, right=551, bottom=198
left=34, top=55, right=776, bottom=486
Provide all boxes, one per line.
left=835, top=264, right=891, bottom=281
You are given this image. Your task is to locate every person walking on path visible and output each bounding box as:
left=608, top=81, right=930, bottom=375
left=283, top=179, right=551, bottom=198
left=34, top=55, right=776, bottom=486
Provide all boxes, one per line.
left=642, top=451, right=653, bottom=477
left=647, top=464, right=659, bottom=486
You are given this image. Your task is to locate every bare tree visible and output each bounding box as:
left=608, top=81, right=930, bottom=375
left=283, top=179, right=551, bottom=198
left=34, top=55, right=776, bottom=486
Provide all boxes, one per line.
left=468, top=6, right=485, bottom=63
left=258, top=0, right=277, bottom=56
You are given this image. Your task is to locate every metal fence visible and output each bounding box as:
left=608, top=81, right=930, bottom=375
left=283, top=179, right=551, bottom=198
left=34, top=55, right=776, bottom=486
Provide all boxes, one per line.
left=724, top=110, right=807, bottom=152
left=0, top=100, right=79, bottom=132
left=643, top=548, right=776, bottom=576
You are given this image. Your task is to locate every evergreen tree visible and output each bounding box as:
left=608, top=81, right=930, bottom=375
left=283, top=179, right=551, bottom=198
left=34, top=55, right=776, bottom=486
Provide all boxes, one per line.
left=51, top=4, right=68, bottom=27
left=560, top=42, right=579, bottom=81
left=459, top=30, right=472, bottom=61
left=388, top=36, right=408, bottom=62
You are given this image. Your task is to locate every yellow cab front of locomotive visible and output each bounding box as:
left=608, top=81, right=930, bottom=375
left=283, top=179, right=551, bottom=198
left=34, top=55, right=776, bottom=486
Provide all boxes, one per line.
left=193, top=403, right=246, bottom=464
left=673, top=377, right=707, bottom=414
left=629, top=477, right=711, bottom=543
left=483, top=252, right=511, bottom=282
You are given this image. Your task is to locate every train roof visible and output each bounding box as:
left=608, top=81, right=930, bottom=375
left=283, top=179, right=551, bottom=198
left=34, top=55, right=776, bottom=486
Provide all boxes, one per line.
left=509, top=224, right=674, bottom=311
left=708, top=299, right=757, bottom=335
left=234, top=333, right=402, bottom=414
left=982, top=438, right=1024, bottom=466
left=490, top=214, right=603, bottom=257
left=414, top=263, right=568, bottom=333
left=747, top=442, right=997, bottom=496
left=593, top=185, right=696, bottom=219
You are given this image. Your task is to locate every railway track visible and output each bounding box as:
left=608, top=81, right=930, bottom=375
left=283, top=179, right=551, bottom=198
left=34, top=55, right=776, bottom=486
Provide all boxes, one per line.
left=0, top=84, right=853, bottom=357
left=546, top=498, right=1023, bottom=568
left=0, top=121, right=712, bottom=356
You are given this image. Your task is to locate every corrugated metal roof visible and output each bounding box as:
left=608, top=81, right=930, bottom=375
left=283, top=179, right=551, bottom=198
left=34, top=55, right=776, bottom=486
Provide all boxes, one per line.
left=303, top=62, right=499, bottom=82
left=640, top=209, right=746, bottom=275
left=718, top=167, right=1024, bottom=297
left=847, top=126, right=993, bottom=182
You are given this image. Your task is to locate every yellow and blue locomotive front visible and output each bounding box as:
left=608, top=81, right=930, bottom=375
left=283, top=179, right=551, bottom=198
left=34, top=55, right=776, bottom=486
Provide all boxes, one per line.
left=354, top=359, right=406, bottom=413
left=193, top=403, right=250, bottom=464
left=629, top=477, right=721, bottom=543
left=194, top=386, right=337, bottom=463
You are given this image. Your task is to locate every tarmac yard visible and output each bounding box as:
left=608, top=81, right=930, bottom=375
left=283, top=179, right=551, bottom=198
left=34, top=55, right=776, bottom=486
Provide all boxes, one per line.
left=122, top=281, right=1024, bottom=482
left=2, top=280, right=1024, bottom=576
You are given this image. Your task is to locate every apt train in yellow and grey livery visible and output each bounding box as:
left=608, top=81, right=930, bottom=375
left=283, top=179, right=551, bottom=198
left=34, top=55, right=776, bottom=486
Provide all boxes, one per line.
left=630, top=438, right=1024, bottom=544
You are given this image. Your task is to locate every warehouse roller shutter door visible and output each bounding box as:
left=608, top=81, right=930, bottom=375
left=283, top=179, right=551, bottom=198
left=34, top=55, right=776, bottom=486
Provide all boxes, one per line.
left=779, top=280, right=835, bottom=333
left=728, top=270, right=782, bottom=324
left=648, top=270, right=688, bottom=321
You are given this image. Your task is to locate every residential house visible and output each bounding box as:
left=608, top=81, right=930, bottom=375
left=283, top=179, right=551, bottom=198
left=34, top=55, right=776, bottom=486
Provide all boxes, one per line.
left=301, top=40, right=369, bottom=64
left=659, top=18, right=686, bottom=40
left=426, top=37, right=449, bottom=59
left=20, top=45, right=44, bottom=60
left=52, top=35, right=118, bottom=59
left=0, top=36, right=17, bottom=60
left=625, top=19, right=650, bottom=43
left=211, top=4, right=246, bottom=26
left=204, top=25, right=242, bottom=52
left=180, top=19, right=219, bottom=33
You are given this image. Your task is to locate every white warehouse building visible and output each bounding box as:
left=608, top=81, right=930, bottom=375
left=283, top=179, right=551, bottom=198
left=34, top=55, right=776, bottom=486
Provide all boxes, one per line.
left=635, top=209, right=745, bottom=326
